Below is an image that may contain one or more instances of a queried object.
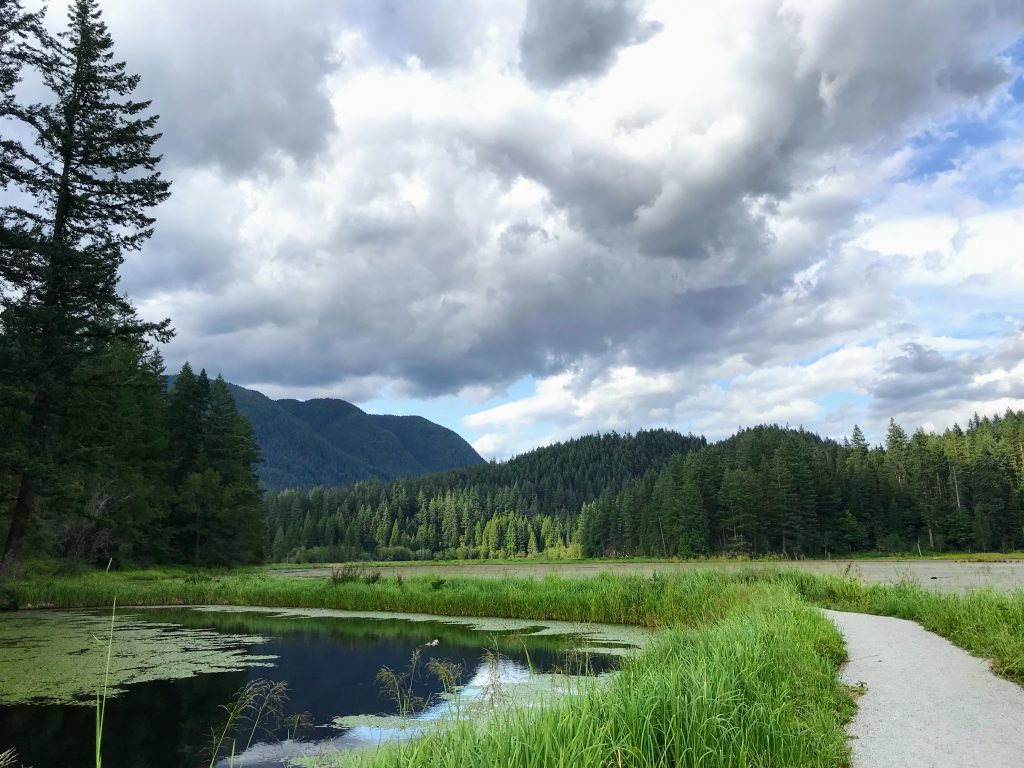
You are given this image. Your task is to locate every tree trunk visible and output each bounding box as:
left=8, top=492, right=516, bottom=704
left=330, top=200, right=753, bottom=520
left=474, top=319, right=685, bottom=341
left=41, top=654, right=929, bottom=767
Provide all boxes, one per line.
left=1, top=386, right=47, bottom=569
left=2, top=475, right=35, bottom=569
left=951, top=463, right=961, bottom=510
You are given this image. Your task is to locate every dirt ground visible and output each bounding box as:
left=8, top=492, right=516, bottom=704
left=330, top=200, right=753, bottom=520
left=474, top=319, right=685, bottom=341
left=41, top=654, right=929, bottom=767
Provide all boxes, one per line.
left=271, top=559, right=1024, bottom=593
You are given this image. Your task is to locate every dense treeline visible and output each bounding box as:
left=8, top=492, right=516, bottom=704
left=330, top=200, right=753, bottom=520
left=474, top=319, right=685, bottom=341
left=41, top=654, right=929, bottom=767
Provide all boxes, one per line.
left=264, top=430, right=704, bottom=562
left=266, top=413, right=1024, bottom=562
left=569, top=413, right=1024, bottom=557
left=0, top=355, right=265, bottom=566
left=0, top=0, right=262, bottom=567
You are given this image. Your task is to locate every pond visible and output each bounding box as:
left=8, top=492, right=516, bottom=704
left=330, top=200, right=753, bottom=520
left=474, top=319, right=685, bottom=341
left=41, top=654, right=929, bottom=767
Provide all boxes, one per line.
left=0, top=606, right=648, bottom=767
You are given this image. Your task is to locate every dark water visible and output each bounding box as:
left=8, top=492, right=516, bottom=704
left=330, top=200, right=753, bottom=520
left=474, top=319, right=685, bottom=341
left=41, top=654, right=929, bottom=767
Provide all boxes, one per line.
left=0, top=608, right=617, bottom=767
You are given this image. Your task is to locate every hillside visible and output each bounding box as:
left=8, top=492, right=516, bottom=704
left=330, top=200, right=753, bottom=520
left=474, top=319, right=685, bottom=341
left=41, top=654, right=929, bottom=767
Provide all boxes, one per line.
left=264, top=429, right=706, bottom=561
left=193, top=381, right=485, bottom=489
left=264, top=410, right=1024, bottom=563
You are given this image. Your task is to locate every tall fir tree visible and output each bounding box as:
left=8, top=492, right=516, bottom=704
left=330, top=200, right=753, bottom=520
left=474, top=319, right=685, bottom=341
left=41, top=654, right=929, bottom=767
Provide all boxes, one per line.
left=1, top=0, right=171, bottom=565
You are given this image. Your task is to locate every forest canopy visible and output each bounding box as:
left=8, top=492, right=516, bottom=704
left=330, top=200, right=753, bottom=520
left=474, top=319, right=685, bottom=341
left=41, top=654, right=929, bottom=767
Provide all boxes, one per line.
left=266, top=412, right=1024, bottom=563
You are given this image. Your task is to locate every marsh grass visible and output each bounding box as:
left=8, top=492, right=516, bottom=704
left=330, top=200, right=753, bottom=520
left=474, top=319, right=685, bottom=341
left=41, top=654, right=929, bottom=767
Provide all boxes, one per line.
left=321, top=589, right=852, bottom=768
left=13, top=566, right=1024, bottom=683
left=9, top=568, right=768, bottom=628
left=12, top=565, right=1024, bottom=767
left=776, top=570, right=1024, bottom=683
left=376, top=649, right=426, bottom=718
left=94, top=598, right=116, bottom=768
left=206, top=678, right=289, bottom=767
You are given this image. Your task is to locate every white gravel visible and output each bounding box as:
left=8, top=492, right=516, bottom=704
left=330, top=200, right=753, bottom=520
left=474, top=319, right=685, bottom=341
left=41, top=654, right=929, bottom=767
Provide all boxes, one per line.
left=823, top=609, right=1024, bottom=768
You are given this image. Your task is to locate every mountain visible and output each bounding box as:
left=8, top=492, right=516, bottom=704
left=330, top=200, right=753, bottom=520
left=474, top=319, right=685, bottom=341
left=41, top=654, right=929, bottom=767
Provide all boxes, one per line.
left=169, top=377, right=485, bottom=489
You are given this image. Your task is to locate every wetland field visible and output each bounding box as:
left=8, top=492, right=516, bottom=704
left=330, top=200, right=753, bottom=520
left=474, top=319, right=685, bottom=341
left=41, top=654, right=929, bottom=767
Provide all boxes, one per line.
left=1, top=562, right=1023, bottom=767
left=271, top=556, right=1024, bottom=593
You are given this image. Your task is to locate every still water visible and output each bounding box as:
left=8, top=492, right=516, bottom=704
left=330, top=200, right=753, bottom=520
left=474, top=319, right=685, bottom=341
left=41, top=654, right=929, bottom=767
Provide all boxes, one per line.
left=0, top=606, right=636, bottom=767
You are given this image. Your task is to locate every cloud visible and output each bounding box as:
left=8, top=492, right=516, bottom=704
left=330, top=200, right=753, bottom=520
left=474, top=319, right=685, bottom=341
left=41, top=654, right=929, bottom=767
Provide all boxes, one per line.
left=35, top=0, right=1020, bottom=448
left=518, top=0, right=662, bottom=87
left=79, top=0, right=349, bottom=176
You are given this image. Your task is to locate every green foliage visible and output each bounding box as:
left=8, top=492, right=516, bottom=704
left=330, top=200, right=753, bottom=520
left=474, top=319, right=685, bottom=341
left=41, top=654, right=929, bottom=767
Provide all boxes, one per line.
left=0, top=0, right=172, bottom=565
left=18, top=568, right=857, bottom=768
left=334, top=592, right=851, bottom=768
left=265, top=430, right=703, bottom=563
left=165, top=371, right=266, bottom=566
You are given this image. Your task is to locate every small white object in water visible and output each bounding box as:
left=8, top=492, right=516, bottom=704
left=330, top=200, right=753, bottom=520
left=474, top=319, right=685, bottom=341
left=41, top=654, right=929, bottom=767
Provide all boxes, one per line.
left=425, top=639, right=439, bottom=647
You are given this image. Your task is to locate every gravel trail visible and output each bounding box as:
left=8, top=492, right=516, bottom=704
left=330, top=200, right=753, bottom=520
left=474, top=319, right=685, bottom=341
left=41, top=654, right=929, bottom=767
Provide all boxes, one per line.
left=823, top=609, right=1024, bottom=768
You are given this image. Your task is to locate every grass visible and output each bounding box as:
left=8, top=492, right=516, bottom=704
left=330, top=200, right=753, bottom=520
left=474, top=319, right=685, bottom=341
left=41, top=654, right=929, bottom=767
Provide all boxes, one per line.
left=777, top=570, right=1024, bottom=683
left=10, top=567, right=1024, bottom=683
left=265, top=550, right=1024, bottom=569
left=314, top=588, right=852, bottom=768
left=10, top=568, right=782, bottom=628
left=6, top=564, right=1024, bottom=767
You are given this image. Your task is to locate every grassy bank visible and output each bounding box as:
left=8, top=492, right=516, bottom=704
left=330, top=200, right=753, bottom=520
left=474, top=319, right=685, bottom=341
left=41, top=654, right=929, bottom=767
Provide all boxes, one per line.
left=779, top=570, right=1024, bottom=683
left=9, top=567, right=1024, bottom=683
left=326, top=591, right=851, bottom=768
left=10, top=568, right=775, bottom=628
left=6, top=566, right=1024, bottom=766
left=7, top=568, right=858, bottom=767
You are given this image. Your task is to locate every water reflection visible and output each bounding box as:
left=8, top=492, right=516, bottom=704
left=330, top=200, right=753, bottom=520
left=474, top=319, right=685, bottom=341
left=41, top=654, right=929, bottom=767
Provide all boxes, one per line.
left=0, top=607, right=622, bottom=768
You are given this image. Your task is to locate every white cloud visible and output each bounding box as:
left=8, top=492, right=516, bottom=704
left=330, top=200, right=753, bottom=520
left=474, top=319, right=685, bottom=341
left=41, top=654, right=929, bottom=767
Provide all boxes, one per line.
left=22, top=0, right=1024, bottom=453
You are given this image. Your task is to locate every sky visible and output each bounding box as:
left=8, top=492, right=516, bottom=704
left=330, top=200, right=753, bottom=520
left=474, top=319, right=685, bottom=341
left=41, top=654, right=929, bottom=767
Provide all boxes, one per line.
left=26, top=0, right=1024, bottom=458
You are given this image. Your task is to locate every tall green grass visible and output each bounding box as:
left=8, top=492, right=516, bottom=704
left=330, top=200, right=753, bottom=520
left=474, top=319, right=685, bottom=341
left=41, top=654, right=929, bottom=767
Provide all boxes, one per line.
left=11, top=567, right=1024, bottom=685
left=10, top=565, right=1024, bottom=768
left=775, top=570, right=1024, bottom=683
left=320, top=589, right=851, bottom=768
left=11, top=569, right=766, bottom=628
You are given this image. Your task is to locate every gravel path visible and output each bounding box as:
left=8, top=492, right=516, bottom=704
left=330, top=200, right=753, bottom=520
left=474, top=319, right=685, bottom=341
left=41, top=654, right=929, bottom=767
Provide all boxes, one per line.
left=823, top=609, right=1024, bottom=768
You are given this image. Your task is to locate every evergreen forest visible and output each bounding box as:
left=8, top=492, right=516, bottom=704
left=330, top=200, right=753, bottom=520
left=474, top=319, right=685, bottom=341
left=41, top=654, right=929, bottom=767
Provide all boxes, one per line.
left=0, top=0, right=263, bottom=567
left=266, top=412, right=1024, bottom=563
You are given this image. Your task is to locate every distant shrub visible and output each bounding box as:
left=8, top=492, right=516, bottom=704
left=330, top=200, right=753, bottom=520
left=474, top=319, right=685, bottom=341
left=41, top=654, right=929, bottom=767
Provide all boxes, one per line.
left=329, top=564, right=383, bottom=585
left=378, top=546, right=413, bottom=562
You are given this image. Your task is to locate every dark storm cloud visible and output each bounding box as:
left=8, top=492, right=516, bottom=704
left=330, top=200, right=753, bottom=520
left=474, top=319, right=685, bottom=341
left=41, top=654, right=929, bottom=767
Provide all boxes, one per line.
left=874, top=343, right=976, bottom=405
left=518, top=0, right=661, bottom=87
left=93, top=1, right=495, bottom=177
left=343, top=0, right=492, bottom=68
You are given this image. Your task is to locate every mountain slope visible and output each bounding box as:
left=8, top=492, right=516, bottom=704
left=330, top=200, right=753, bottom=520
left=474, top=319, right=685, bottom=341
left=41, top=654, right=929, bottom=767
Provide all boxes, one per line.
left=218, top=383, right=485, bottom=489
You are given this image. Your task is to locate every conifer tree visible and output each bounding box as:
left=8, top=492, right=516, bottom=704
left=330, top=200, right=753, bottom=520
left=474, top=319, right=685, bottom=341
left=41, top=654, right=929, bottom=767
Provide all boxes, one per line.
left=1, top=0, right=171, bottom=565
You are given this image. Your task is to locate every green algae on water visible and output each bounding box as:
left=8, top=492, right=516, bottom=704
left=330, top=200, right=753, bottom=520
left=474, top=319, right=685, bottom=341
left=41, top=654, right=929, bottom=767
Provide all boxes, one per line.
left=0, top=610, right=275, bottom=706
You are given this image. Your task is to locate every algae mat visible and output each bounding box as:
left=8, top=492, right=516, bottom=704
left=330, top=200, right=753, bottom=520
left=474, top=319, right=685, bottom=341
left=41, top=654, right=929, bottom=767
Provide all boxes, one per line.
left=0, top=610, right=275, bottom=705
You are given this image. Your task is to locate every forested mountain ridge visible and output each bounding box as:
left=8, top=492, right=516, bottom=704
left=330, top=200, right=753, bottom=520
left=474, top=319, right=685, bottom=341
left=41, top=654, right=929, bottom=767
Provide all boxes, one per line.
left=266, top=412, right=1024, bottom=563
left=264, top=429, right=706, bottom=562
left=221, top=383, right=486, bottom=489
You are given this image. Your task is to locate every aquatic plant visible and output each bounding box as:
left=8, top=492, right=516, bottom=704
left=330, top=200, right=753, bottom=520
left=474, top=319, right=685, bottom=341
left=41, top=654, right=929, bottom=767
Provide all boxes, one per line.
left=206, top=678, right=289, bottom=767
left=376, top=649, right=426, bottom=717
left=94, top=599, right=116, bottom=767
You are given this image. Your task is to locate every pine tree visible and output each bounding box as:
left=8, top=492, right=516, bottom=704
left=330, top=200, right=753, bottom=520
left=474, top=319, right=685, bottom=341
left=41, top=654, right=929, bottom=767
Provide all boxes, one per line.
left=1, top=0, right=171, bottom=565
left=0, top=0, right=42, bottom=116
